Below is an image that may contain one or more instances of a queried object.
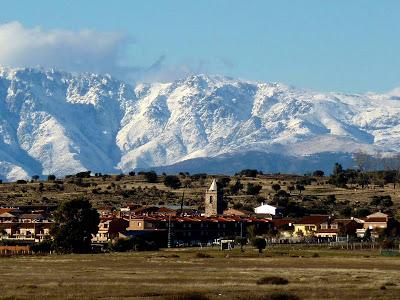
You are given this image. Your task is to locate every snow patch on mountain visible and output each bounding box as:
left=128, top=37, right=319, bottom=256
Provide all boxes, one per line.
left=0, top=67, right=399, bottom=180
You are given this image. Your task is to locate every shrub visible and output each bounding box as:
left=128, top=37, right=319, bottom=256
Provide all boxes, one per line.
left=166, top=292, right=210, bottom=300
left=195, top=252, right=213, bottom=258
left=265, top=293, right=300, bottom=300
left=257, top=276, right=289, bottom=285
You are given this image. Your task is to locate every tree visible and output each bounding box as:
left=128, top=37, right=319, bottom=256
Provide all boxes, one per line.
left=50, top=198, right=100, bottom=253
left=381, top=196, right=393, bottom=207
left=140, top=171, right=158, bottom=183
left=230, top=180, right=244, bottom=195
left=47, top=175, right=56, bottom=181
left=128, top=171, right=136, bottom=176
left=253, top=237, right=267, bottom=254
left=356, top=172, right=370, bottom=189
left=31, top=175, right=40, bottom=181
left=295, top=184, right=305, bottom=194
left=333, top=163, right=343, bottom=176
left=246, top=225, right=256, bottom=243
left=163, top=175, right=181, bottom=189
left=271, top=184, right=281, bottom=193
left=235, top=236, right=247, bottom=252
left=370, top=196, right=381, bottom=207
left=325, top=194, right=336, bottom=205
left=246, top=183, right=262, bottom=195
left=313, top=170, right=325, bottom=177
left=237, top=169, right=259, bottom=178
left=287, top=185, right=295, bottom=194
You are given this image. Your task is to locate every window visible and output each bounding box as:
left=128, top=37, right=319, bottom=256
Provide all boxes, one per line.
left=137, top=222, right=141, bottom=227
left=210, top=196, right=213, bottom=203
left=103, top=224, right=108, bottom=228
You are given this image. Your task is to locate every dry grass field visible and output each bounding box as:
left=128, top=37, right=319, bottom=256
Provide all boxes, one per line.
left=0, top=247, right=399, bottom=300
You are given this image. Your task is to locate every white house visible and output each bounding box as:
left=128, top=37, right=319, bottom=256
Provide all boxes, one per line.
left=254, top=203, right=283, bottom=216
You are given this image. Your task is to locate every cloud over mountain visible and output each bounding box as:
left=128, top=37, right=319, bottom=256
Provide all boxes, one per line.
left=0, top=22, right=129, bottom=75
left=0, top=22, right=206, bottom=83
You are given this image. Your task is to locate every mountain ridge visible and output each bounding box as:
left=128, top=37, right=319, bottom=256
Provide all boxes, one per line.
left=0, top=67, right=398, bottom=180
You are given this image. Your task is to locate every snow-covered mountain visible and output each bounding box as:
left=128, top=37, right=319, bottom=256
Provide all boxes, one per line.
left=0, top=67, right=399, bottom=180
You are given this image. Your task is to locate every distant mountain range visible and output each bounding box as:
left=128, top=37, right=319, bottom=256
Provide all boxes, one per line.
left=0, top=67, right=399, bottom=181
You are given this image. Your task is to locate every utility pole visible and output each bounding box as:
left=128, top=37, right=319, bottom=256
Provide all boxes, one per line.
left=168, top=215, right=172, bottom=248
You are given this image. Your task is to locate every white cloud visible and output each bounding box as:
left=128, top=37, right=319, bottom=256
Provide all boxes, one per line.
left=0, top=22, right=209, bottom=83
left=0, top=22, right=130, bottom=75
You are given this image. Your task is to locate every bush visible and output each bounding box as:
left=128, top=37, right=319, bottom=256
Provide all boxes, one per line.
left=256, top=276, right=289, bottom=285
left=30, top=238, right=54, bottom=253
left=195, top=252, right=213, bottom=258
left=264, top=293, right=300, bottom=300
left=166, top=292, right=210, bottom=300
left=109, top=238, right=134, bottom=252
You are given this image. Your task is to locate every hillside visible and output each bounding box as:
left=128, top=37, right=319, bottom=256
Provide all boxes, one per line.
left=0, top=172, right=399, bottom=220
left=1, top=67, right=400, bottom=180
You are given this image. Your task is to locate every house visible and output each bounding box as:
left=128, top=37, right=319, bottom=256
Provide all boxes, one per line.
left=293, top=215, right=330, bottom=237
left=254, top=203, right=284, bottom=216
left=1, top=222, right=53, bottom=243
left=223, top=208, right=254, bottom=217
left=92, top=217, right=129, bottom=243
left=127, top=215, right=272, bottom=247
left=356, top=212, right=389, bottom=238
left=18, top=213, right=45, bottom=223
left=270, top=218, right=294, bottom=241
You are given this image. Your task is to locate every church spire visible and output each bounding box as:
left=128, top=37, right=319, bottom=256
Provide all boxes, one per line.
left=209, top=179, right=218, bottom=191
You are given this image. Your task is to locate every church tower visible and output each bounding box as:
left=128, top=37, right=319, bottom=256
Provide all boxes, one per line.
left=204, top=179, right=223, bottom=217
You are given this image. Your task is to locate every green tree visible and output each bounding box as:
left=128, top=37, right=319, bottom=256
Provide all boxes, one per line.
left=139, top=171, right=158, bottom=183
left=50, top=198, right=99, bottom=253
left=47, top=174, right=56, bottom=181
left=271, top=184, right=281, bottom=193
left=313, top=170, right=325, bottom=177
left=253, top=237, right=267, bottom=254
left=230, top=180, right=244, bottom=195
left=235, top=236, right=247, bottom=252
left=246, top=183, right=262, bottom=195
left=163, top=175, right=182, bottom=189
left=295, top=184, right=305, bottom=194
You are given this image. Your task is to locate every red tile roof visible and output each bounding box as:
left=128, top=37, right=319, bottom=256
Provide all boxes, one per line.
left=294, top=215, right=330, bottom=225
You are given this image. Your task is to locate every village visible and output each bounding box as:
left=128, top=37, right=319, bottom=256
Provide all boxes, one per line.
left=0, top=178, right=396, bottom=254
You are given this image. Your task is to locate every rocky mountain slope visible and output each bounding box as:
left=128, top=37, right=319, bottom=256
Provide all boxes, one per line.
left=0, top=67, right=399, bottom=180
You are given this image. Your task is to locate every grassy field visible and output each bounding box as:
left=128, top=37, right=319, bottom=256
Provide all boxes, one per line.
left=1, top=247, right=399, bottom=299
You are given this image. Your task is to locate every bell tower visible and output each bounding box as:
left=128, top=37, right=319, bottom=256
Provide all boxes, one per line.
left=204, top=179, right=223, bottom=217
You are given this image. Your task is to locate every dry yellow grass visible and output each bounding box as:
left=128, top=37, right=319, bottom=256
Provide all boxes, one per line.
left=0, top=247, right=399, bottom=299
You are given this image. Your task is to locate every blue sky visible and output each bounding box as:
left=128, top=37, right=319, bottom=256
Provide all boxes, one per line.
left=0, top=0, right=399, bottom=93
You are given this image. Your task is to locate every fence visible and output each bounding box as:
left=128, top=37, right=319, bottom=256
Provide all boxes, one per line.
left=0, top=245, right=31, bottom=255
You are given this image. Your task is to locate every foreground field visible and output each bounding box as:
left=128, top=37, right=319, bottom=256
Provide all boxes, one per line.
left=0, top=247, right=399, bottom=300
